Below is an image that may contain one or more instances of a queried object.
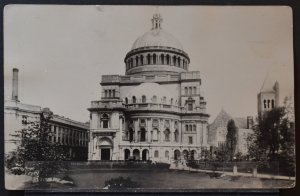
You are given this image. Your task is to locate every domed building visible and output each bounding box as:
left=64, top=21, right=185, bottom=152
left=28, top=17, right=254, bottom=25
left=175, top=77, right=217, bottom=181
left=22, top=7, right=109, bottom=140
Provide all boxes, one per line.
left=88, top=14, right=209, bottom=162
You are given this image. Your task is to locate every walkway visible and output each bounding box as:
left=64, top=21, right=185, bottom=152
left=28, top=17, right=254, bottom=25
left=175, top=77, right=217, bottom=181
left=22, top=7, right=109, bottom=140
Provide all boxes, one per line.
left=169, top=163, right=295, bottom=181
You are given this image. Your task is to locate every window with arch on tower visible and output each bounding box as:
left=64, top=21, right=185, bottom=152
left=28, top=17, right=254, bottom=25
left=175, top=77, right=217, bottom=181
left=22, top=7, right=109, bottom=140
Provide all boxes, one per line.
left=152, top=95, right=157, bottom=103
left=101, top=113, right=109, bottom=128
left=132, top=96, right=136, bottom=103
left=185, top=87, right=188, bottom=95
left=142, top=95, right=146, bottom=103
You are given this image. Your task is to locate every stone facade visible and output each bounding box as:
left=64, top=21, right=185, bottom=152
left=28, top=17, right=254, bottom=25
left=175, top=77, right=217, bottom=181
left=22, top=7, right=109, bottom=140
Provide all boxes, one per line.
left=88, top=14, right=209, bottom=163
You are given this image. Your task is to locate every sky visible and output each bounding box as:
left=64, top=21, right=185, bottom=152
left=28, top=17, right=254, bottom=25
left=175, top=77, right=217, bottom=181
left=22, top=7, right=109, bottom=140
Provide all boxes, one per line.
left=4, top=5, right=294, bottom=123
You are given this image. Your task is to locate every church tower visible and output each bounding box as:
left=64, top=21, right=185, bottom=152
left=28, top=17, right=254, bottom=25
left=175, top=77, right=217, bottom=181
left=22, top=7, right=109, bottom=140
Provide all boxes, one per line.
left=257, top=80, right=279, bottom=117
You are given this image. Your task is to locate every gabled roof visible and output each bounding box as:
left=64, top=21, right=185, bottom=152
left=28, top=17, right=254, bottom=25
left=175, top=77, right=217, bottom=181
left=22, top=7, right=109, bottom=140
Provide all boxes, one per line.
left=209, top=109, right=249, bottom=130
left=260, top=73, right=278, bottom=93
left=209, top=109, right=233, bottom=131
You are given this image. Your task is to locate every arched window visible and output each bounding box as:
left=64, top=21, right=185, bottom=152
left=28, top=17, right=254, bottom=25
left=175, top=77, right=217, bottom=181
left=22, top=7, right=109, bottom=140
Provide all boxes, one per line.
left=162, top=96, right=167, bottom=103
left=173, top=56, right=177, bottom=66
left=147, top=54, right=151, bottom=64
left=166, top=55, right=170, bottom=65
left=152, top=95, right=157, bottom=103
left=153, top=54, right=157, bottom=64
left=174, top=129, right=179, bottom=142
left=185, top=87, right=188, bottom=95
left=140, top=55, right=144, bottom=65
left=164, top=129, right=170, bottom=141
left=154, top=150, right=159, bottom=158
left=132, top=96, right=136, bottom=103
left=267, top=99, right=270, bottom=108
left=129, top=128, right=134, bottom=141
left=263, top=100, right=267, bottom=108
left=136, top=56, right=139, bottom=66
left=193, top=125, right=196, bottom=131
left=160, top=54, right=164, bottom=64
left=272, top=99, right=275, bottom=108
left=189, top=87, right=192, bottom=95
left=193, top=87, right=197, bottom=94
left=140, top=128, right=146, bottom=142
left=188, top=103, right=193, bottom=111
left=112, top=89, right=115, bottom=97
left=177, top=57, right=180, bottom=67
left=125, top=98, right=128, bottom=104
left=142, top=95, right=146, bottom=103
left=165, top=150, right=169, bottom=158
left=104, top=90, right=108, bottom=97
left=189, top=125, right=193, bottom=132
left=185, top=124, right=188, bottom=132
left=130, top=58, right=133, bottom=68
left=102, top=113, right=109, bottom=128
left=108, top=90, right=112, bottom=97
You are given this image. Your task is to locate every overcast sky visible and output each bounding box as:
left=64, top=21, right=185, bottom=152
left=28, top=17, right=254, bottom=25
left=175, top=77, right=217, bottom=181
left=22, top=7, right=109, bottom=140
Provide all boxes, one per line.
left=4, top=5, right=293, bottom=123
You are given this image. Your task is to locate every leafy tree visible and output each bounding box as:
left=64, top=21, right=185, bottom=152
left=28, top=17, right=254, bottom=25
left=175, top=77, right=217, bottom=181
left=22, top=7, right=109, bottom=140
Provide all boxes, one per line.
left=226, top=119, right=238, bottom=161
left=248, top=106, right=295, bottom=176
left=6, top=111, right=70, bottom=186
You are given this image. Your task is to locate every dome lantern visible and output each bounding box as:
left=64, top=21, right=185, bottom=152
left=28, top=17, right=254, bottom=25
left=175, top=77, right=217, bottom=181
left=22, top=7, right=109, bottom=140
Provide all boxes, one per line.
left=151, top=13, right=163, bottom=29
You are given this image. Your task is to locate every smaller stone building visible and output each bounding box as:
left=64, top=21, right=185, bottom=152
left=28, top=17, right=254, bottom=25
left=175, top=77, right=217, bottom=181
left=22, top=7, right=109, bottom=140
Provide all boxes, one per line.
left=207, top=110, right=254, bottom=155
left=4, top=68, right=89, bottom=161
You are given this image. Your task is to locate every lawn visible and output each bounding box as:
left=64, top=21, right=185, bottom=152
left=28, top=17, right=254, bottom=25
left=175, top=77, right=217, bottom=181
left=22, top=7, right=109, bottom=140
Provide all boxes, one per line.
left=66, top=169, right=294, bottom=190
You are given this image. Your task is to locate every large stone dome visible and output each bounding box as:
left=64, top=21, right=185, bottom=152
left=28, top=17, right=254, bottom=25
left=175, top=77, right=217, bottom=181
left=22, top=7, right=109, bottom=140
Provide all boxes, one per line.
left=131, top=28, right=183, bottom=51
left=124, top=13, right=190, bottom=76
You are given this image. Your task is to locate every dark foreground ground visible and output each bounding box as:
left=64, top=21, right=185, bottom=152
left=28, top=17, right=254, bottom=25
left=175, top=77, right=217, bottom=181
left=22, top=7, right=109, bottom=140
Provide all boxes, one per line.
left=6, top=169, right=294, bottom=190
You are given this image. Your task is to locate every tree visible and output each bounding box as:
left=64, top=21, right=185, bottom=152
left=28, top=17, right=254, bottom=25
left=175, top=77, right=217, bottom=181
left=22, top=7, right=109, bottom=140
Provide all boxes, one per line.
left=248, top=106, right=295, bottom=176
left=6, top=111, right=71, bottom=186
left=226, top=119, right=237, bottom=161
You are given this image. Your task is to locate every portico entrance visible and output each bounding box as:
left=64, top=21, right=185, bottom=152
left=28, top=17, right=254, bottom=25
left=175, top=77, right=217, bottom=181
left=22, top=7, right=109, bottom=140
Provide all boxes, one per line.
left=98, top=137, right=113, bottom=160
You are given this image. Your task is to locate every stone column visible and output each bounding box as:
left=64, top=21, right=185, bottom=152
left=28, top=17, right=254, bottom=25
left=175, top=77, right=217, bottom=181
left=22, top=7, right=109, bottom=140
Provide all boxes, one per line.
left=147, top=118, right=151, bottom=142
left=134, top=119, right=139, bottom=143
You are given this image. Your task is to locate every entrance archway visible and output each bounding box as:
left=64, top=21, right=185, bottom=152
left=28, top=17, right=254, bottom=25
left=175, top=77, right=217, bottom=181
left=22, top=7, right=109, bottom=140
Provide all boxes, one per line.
left=182, top=150, right=189, bottom=160
left=124, top=149, right=130, bottom=160
left=142, top=149, right=149, bottom=161
left=133, top=149, right=140, bottom=160
left=174, top=150, right=181, bottom=160
left=98, top=137, right=113, bottom=160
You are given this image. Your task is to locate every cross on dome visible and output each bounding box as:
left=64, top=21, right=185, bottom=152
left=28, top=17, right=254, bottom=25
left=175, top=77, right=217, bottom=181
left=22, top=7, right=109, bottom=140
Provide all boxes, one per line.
left=151, top=13, right=163, bottom=29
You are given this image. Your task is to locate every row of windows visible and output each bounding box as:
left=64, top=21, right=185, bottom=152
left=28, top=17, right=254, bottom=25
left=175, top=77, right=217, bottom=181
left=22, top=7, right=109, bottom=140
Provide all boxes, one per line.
left=185, top=124, right=197, bottom=132
left=125, top=95, right=176, bottom=105
left=263, top=99, right=275, bottom=109
left=184, top=86, right=197, bottom=95
left=125, top=128, right=179, bottom=143
left=126, top=53, right=188, bottom=70
left=104, top=89, right=116, bottom=98
left=51, top=125, right=88, bottom=147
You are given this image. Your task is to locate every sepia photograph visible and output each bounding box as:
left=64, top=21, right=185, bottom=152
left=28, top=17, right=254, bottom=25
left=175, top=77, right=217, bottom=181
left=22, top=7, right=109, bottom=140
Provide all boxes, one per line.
left=3, top=5, right=295, bottom=190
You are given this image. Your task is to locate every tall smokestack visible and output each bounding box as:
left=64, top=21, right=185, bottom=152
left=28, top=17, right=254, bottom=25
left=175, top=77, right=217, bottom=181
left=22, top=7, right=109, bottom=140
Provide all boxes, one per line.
left=12, top=68, right=19, bottom=102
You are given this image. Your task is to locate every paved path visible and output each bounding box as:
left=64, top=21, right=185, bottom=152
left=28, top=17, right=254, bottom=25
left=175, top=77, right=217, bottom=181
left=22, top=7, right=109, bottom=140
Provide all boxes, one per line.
left=169, top=163, right=295, bottom=181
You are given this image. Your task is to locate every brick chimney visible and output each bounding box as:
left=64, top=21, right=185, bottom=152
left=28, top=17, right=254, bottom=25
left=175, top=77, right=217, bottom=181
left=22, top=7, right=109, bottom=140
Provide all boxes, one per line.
left=12, top=68, right=19, bottom=102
